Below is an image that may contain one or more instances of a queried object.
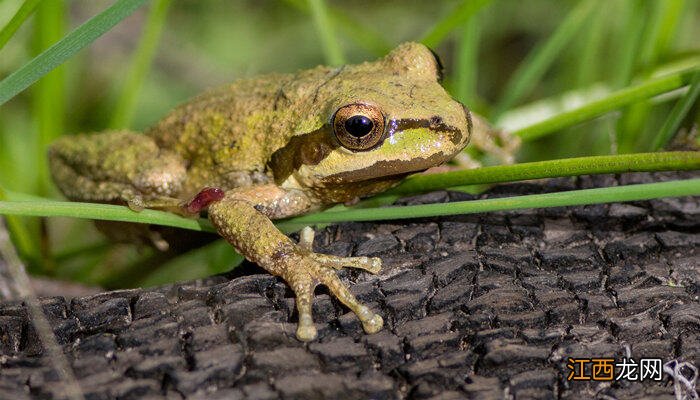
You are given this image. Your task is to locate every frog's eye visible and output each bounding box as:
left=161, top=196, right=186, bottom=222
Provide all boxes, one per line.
left=332, top=103, right=385, bottom=151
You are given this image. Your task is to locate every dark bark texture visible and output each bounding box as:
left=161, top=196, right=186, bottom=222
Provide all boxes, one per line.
left=0, top=172, right=698, bottom=399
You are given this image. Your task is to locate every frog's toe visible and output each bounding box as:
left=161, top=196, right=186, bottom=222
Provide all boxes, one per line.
left=311, top=253, right=382, bottom=274
left=295, top=307, right=317, bottom=340
left=358, top=307, right=383, bottom=334
left=297, top=227, right=381, bottom=274
left=296, top=322, right=317, bottom=342
left=298, top=226, right=316, bottom=251
left=289, top=272, right=318, bottom=341
left=314, top=266, right=384, bottom=335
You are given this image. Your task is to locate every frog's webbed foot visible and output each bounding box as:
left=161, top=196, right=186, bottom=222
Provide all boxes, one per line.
left=290, top=227, right=383, bottom=341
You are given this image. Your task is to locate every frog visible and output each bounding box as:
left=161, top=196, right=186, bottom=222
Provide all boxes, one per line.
left=49, top=42, right=477, bottom=341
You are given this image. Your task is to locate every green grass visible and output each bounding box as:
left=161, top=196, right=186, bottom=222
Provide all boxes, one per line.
left=490, top=0, right=598, bottom=120
left=615, top=1, right=684, bottom=153
left=307, top=0, right=345, bottom=65
left=0, top=0, right=41, bottom=51
left=2, top=151, right=697, bottom=230
left=282, top=178, right=700, bottom=229
left=32, top=0, right=66, bottom=197
left=388, top=152, right=700, bottom=195
left=109, top=0, right=172, bottom=129
left=0, top=1, right=698, bottom=288
left=652, top=69, right=700, bottom=150
left=512, top=68, right=699, bottom=142
left=3, top=177, right=698, bottom=237
left=452, top=5, right=482, bottom=106
left=420, top=0, right=491, bottom=49
left=0, top=0, right=147, bottom=106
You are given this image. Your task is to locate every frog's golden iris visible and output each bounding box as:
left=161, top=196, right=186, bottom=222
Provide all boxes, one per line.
left=332, top=102, right=385, bottom=151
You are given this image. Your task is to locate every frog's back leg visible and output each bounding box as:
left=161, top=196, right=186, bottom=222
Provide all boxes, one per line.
left=456, top=114, right=521, bottom=167
left=48, top=131, right=187, bottom=209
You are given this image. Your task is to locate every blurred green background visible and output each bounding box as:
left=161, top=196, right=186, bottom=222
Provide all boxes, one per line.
left=0, top=0, right=698, bottom=289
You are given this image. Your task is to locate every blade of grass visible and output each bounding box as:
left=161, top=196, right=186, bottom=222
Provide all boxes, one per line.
left=32, top=0, right=65, bottom=196
left=498, top=55, right=700, bottom=133
left=617, top=1, right=685, bottom=153
left=0, top=199, right=211, bottom=231
left=575, top=3, right=605, bottom=87
left=453, top=11, right=481, bottom=105
left=491, top=0, right=597, bottom=121
left=2, top=151, right=698, bottom=232
left=420, top=0, right=491, bottom=49
left=278, top=179, right=700, bottom=230
left=2, top=179, right=698, bottom=233
left=0, top=186, right=38, bottom=263
left=651, top=70, right=700, bottom=151
left=31, top=0, right=66, bottom=274
left=389, top=152, right=700, bottom=195
left=307, top=0, right=344, bottom=65
left=639, top=0, right=684, bottom=69
left=0, top=0, right=40, bottom=51
left=0, top=0, right=148, bottom=106
left=612, top=0, right=645, bottom=88
left=109, top=0, right=171, bottom=129
left=281, top=0, right=390, bottom=56
left=513, top=68, right=699, bottom=142
left=652, top=0, right=685, bottom=58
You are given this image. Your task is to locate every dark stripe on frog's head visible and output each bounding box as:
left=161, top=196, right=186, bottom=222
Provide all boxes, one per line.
left=387, top=115, right=465, bottom=146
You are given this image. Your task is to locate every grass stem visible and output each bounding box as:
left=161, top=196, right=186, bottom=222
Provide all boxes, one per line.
left=109, top=0, right=171, bottom=129
left=0, top=0, right=148, bottom=106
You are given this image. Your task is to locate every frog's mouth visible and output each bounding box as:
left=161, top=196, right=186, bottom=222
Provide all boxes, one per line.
left=320, top=151, right=449, bottom=185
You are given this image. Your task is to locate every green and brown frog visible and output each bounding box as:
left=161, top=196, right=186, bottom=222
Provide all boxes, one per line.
left=49, top=42, right=509, bottom=341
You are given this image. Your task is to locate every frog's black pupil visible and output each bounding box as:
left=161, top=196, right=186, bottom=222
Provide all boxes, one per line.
left=344, top=115, right=373, bottom=137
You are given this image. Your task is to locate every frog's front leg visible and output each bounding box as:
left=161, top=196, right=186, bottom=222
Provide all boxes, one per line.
left=197, top=185, right=383, bottom=341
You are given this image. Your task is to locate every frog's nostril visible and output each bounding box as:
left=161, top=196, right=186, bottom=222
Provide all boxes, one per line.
left=429, top=115, right=443, bottom=127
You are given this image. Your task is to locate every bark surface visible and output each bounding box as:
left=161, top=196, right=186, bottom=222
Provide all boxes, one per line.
left=0, top=172, right=698, bottom=399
